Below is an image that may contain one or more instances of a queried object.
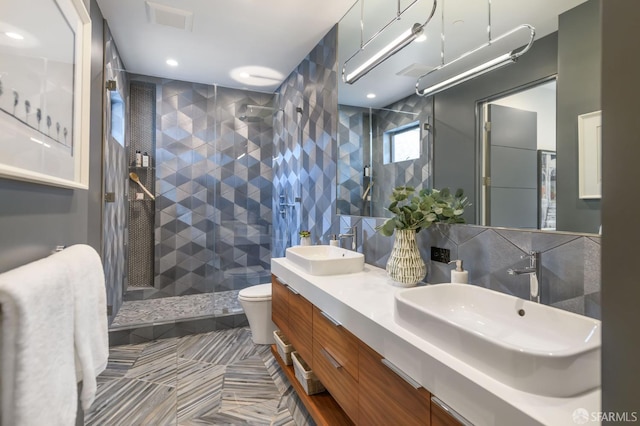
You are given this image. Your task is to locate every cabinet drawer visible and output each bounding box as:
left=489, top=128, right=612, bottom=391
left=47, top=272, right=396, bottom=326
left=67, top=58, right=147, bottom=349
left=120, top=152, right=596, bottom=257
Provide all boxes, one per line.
left=271, top=276, right=289, bottom=336
left=312, top=306, right=359, bottom=381
left=358, top=343, right=431, bottom=426
left=431, top=397, right=470, bottom=426
left=288, top=290, right=313, bottom=364
left=313, top=339, right=359, bottom=423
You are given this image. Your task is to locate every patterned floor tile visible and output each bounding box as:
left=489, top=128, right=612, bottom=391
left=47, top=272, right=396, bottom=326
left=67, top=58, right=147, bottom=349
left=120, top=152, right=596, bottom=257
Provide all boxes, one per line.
left=220, top=399, right=280, bottom=424
left=262, top=349, right=289, bottom=396
left=177, top=359, right=225, bottom=422
left=89, top=327, right=313, bottom=426
left=98, top=342, right=149, bottom=381
left=85, top=378, right=176, bottom=425
left=178, top=327, right=261, bottom=365
left=219, top=356, right=281, bottom=412
left=125, top=338, right=178, bottom=385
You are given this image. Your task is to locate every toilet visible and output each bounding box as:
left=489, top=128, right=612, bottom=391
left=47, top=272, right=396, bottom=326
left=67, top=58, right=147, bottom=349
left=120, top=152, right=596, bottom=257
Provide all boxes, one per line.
left=238, top=283, right=277, bottom=344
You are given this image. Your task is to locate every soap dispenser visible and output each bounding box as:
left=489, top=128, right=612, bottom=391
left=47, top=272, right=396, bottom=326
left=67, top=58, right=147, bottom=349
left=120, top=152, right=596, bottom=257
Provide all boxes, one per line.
left=329, top=234, right=340, bottom=247
left=448, top=259, right=468, bottom=284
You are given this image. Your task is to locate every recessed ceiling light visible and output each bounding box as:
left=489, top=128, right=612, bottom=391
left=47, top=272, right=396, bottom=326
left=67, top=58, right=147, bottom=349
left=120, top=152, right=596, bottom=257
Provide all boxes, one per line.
left=415, top=34, right=427, bottom=43
left=166, top=58, right=178, bottom=66
left=230, top=66, right=284, bottom=87
left=366, top=93, right=376, bottom=99
left=5, top=32, right=24, bottom=40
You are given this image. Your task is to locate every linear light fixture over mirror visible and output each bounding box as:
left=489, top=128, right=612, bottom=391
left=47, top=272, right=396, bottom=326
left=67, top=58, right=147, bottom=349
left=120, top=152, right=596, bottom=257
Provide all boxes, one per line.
left=343, top=0, right=437, bottom=85
left=416, top=0, right=536, bottom=97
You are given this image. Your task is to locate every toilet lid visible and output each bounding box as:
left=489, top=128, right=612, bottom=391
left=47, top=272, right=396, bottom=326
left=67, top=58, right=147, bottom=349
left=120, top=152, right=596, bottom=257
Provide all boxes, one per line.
left=238, top=283, right=272, bottom=300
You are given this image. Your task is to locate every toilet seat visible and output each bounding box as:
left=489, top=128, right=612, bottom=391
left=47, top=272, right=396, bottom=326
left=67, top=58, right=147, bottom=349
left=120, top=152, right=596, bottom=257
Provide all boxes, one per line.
left=238, top=283, right=272, bottom=302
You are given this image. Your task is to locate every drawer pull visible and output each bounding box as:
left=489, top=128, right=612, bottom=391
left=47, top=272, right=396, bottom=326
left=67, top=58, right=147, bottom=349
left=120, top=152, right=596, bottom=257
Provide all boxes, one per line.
left=286, top=285, right=300, bottom=295
left=320, top=310, right=342, bottom=327
left=431, top=396, right=474, bottom=426
left=277, top=278, right=289, bottom=286
left=320, top=348, right=342, bottom=369
left=381, top=359, right=422, bottom=389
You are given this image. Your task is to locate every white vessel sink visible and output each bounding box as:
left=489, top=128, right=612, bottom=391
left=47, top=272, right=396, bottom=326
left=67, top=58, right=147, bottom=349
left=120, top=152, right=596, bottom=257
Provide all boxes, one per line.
left=394, top=284, right=601, bottom=397
left=285, top=245, right=364, bottom=276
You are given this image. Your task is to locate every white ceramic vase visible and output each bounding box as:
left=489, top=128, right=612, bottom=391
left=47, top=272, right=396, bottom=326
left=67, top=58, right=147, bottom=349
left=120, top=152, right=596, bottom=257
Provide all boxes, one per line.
left=386, top=229, right=426, bottom=287
left=300, top=236, right=311, bottom=246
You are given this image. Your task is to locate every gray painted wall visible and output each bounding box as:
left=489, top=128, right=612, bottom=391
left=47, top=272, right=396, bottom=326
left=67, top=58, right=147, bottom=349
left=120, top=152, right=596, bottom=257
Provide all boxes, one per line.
left=432, top=32, right=558, bottom=224
left=557, top=0, right=602, bottom=233
left=0, top=0, right=104, bottom=273
left=602, top=0, right=640, bottom=416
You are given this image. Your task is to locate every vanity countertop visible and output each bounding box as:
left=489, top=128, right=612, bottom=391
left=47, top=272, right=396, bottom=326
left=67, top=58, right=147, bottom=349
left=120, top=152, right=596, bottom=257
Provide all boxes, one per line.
left=271, top=257, right=601, bottom=426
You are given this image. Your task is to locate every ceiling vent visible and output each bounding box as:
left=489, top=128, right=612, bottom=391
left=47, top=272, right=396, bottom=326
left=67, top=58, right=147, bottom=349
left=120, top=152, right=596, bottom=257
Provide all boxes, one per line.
left=145, top=1, right=194, bottom=32
left=396, top=63, right=435, bottom=78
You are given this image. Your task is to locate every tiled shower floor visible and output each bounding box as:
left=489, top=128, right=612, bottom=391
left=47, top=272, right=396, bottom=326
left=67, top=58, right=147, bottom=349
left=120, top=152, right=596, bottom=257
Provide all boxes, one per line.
left=111, top=291, right=243, bottom=329
left=109, top=291, right=248, bottom=346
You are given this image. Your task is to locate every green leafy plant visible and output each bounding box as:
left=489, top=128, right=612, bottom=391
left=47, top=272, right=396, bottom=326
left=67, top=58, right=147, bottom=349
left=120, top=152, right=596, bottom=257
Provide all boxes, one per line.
left=299, top=230, right=311, bottom=238
left=376, top=186, right=469, bottom=237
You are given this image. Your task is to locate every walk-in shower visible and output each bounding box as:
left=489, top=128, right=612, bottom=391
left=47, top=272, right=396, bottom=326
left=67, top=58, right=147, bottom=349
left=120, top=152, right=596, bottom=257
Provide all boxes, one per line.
left=110, top=83, right=278, bottom=345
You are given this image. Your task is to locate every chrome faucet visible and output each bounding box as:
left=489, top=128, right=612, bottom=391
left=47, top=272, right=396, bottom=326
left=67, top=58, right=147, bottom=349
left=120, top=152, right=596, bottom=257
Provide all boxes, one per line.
left=507, top=251, right=541, bottom=303
left=338, top=226, right=357, bottom=251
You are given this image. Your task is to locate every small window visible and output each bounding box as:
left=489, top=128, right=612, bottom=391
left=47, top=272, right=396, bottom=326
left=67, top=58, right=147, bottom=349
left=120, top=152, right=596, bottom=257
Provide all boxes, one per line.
left=389, top=123, right=420, bottom=163
left=110, top=91, right=125, bottom=146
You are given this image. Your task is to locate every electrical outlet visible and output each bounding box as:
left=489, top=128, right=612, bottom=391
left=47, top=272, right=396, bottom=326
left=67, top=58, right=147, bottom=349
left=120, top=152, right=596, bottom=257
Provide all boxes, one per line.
left=431, top=247, right=451, bottom=264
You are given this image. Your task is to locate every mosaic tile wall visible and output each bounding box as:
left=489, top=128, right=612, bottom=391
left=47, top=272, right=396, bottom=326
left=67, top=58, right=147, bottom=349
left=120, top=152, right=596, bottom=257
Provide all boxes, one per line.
left=102, top=24, right=129, bottom=323
left=351, top=216, right=602, bottom=319
left=272, top=26, right=339, bottom=256
left=128, top=82, right=156, bottom=288
left=127, top=76, right=274, bottom=299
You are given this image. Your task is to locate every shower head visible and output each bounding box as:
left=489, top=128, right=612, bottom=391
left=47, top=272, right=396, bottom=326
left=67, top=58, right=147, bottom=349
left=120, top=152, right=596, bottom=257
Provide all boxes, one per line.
left=238, top=115, right=266, bottom=123
left=237, top=104, right=276, bottom=123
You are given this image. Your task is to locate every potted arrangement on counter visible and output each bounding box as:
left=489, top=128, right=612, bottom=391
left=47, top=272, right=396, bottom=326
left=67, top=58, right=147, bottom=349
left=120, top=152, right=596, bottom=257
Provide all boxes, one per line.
left=377, top=186, right=469, bottom=287
left=299, top=230, right=311, bottom=246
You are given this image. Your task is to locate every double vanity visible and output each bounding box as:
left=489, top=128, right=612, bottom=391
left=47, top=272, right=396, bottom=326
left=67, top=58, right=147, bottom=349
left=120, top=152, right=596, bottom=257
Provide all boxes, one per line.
left=271, top=246, right=601, bottom=425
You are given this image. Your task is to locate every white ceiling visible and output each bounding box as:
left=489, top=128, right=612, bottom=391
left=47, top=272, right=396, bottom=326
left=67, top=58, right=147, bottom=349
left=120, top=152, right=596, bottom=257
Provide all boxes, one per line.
left=97, top=0, right=587, bottom=107
left=96, top=0, right=358, bottom=92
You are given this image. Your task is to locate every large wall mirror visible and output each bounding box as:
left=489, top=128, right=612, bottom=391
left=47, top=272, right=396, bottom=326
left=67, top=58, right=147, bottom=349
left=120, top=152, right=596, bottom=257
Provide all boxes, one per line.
left=337, top=0, right=601, bottom=234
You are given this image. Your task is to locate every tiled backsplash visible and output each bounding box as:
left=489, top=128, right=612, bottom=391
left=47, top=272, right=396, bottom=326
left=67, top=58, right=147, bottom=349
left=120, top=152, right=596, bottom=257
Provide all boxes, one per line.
left=343, top=216, right=600, bottom=320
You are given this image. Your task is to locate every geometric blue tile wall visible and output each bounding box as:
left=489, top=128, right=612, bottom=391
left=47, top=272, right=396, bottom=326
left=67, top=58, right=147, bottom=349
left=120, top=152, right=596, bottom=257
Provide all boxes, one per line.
left=337, top=93, right=434, bottom=218
left=128, top=75, right=274, bottom=299
left=273, top=25, right=338, bottom=256
left=355, top=217, right=601, bottom=320
left=370, top=94, right=434, bottom=217
left=337, top=105, right=367, bottom=216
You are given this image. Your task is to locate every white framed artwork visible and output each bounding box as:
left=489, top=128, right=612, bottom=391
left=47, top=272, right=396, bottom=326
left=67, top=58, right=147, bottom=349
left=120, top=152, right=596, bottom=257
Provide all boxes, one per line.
left=578, top=110, right=602, bottom=199
left=0, top=0, right=91, bottom=189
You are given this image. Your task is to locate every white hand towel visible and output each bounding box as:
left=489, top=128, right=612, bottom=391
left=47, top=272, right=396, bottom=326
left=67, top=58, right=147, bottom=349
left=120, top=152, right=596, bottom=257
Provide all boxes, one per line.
left=0, top=253, right=77, bottom=426
left=56, top=245, right=108, bottom=411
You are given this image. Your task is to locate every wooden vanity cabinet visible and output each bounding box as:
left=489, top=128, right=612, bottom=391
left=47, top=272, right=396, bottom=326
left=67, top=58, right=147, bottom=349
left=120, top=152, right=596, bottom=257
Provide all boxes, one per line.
left=271, top=274, right=468, bottom=426
left=271, top=275, right=313, bottom=364
left=431, top=398, right=466, bottom=426
left=288, top=288, right=313, bottom=363
left=358, top=342, right=431, bottom=426
left=271, top=276, right=289, bottom=336
left=312, top=306, right=359, bottom=380
left=312, top=306, right=360, bottom=422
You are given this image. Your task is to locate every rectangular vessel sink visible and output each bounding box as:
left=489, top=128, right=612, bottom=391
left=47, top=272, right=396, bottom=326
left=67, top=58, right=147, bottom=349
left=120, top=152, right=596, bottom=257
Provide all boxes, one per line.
left=394, top=284, right=601, bottom=397
left=285, top=245, right=364, bottom=276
